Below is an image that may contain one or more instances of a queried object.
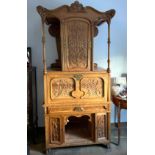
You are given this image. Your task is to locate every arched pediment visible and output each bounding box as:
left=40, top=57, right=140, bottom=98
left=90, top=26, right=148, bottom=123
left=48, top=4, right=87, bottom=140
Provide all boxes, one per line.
left=37, top=1, right=115, bottom=26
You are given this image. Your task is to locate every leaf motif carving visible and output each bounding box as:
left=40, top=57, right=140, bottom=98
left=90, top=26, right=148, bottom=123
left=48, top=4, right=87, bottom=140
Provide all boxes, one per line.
left=50, top=118, right=60, bottom=142
left=51, top=78, right=75, bottom=99
left=67, top=20, right=89, bottom=69
left=97, top=115, right=105, bottom=138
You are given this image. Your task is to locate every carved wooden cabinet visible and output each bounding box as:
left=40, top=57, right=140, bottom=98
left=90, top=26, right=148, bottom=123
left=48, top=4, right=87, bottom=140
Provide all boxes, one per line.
left=37, top=1, right=115, bottom=152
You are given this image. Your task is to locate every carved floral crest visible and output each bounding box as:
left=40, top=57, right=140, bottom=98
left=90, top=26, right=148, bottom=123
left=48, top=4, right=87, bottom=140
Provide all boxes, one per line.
left=69, top=1, right=85, bottom=12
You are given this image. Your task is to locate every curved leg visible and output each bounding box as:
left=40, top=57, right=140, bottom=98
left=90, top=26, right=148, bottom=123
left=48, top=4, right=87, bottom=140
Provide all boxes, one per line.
left=114, top=105, right=117, bottom=127
left=117, top=102, right=121, bottom=145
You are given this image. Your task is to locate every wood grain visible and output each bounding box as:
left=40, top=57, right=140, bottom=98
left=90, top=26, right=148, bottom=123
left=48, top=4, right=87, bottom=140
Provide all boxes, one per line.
left=36, top=1, right=115, bottom=151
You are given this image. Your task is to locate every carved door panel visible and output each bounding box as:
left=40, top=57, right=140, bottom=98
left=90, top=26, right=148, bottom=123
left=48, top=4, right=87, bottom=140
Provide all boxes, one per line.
left=47, top=74, right=77, bottom=103
left=48, top=116, right=64, bottom=144
left=47, top=72, right=108, bottom=103
left=50, top=77, right=75, bottom=100
left=80, top=77, right=104, bottom=99
left=95, top=113, right=107, bottom=141
left=61, top=18, right=92, bottom=71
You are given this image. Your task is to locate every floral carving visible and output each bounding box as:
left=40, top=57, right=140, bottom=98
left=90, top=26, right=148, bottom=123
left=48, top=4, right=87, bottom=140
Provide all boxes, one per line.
left=96, top=115, right=105, bottom=138
left=67, top=20, right=89, bottom=69
left=37, top=6, right=49, bottom=21
left=51, top=78, right=75, bottom=99
left=50, top=118, right=60, bottom=142
left=69, top=1, right=85, bottom=12
left=81, top=78, right=104, bottom=98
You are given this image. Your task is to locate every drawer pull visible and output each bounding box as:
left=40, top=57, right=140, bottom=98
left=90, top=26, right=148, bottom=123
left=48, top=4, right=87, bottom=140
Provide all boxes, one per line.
left=73, top=107, right=84, bottom=112
left=73, top=74, right=83, bottom=80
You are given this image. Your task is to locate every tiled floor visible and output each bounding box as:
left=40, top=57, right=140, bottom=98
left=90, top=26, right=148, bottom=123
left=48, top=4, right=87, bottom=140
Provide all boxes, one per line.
left=29, top=123, right=127, bottom=155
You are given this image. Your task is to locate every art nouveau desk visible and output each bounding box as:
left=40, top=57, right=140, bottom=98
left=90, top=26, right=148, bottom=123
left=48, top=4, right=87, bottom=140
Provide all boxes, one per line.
left=37, top=1, right=115, bottom=153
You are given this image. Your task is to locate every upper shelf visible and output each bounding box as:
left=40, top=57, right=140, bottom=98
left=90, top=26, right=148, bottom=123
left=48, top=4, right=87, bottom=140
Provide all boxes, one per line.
left=37, top=1, right=115, bottom=26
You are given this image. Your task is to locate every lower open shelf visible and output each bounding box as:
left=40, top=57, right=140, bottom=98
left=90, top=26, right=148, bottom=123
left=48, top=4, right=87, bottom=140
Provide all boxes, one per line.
left=65, top=115, right=93, bottom=143
left=46, top=114, right=110, bottom=148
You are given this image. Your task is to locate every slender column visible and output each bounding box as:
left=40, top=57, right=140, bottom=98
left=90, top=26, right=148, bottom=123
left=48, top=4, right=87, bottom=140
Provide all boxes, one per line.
left=117, top=102, right=121, bottom=145
left=107, top=75, right=111, bottom=142
left=107, top=21, right=111, bottom=73
left=41, top=19, right=47, bottom=73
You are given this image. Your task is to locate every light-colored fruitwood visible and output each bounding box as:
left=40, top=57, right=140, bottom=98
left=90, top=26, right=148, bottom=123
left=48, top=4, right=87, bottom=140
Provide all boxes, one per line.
left=37, top=1, right=115, bottom=151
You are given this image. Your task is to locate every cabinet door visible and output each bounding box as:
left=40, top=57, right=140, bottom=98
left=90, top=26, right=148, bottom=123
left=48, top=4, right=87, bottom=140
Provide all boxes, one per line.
left=46, top=72, right=108, bottom=104
left=50, top=77, right=75, bottom=100
left=46, top=116, right=64, bottom=145
left=95, top=113, right=107, bottom=141
left=80, top=77, right=104, bottom=99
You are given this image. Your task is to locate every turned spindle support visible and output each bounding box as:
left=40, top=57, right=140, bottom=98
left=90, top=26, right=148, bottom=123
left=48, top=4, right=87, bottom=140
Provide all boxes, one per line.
left=41, top=19, right=47, bottom=73
left=107, top=20, right=111, bottom=73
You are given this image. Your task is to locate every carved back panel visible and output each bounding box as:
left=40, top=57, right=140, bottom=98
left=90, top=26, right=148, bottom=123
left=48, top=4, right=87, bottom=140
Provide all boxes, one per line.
left=61, top=18, right=92, bottom=71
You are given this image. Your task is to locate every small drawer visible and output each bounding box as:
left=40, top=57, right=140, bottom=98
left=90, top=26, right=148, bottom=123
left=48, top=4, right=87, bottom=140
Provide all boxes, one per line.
left=47, top=105, right=107, bottom=114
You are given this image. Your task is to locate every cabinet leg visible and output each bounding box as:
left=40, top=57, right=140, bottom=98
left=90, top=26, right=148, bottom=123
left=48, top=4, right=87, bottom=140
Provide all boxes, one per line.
left=106, top=143, right=111, bottom=149
left=50, top=149, right=55, bottom=155
left=117, top=102, right=121, bottom=145
left=114, top=106, right=117, bottom=127
left=45, top=149, right=55, bottom=155
left=46, top=149, right=49, bottom=155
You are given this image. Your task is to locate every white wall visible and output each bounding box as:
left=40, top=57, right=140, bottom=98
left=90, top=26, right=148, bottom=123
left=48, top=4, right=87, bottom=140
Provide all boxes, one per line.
left=27, top=0, right=127, bottom=126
